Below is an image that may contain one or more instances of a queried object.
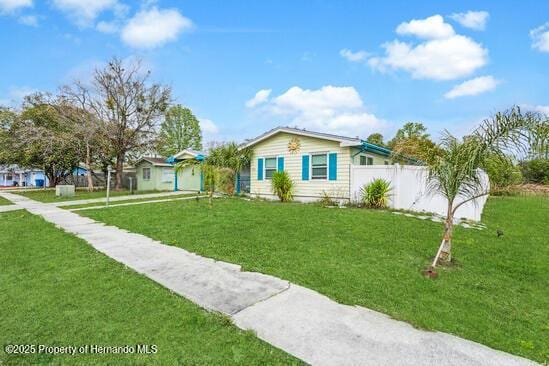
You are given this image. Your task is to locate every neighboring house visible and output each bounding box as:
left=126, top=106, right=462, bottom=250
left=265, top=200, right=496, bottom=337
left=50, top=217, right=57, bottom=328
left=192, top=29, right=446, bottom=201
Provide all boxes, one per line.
left=240, top=126, right=394, bottom=202
left=135, top=149, right=206, bottom=192
left=0, top=165, right=48, bottom=187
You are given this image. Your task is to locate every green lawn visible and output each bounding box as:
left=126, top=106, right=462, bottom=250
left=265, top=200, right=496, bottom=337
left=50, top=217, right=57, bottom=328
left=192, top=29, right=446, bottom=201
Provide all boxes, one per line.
left=0, top=195, right=13, bottom=205
left=0, top=210, right=299, bottom=365
left=14, top=189, right=161, bottom=203
left=81, top=196, right=549, bottom=362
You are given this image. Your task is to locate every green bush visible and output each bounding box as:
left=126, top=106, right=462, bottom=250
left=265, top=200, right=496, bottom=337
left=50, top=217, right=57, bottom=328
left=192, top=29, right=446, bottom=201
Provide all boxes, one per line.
left=271, top=171, right=294, bottom=202
left=218, top=168, right=236, bottom=195
left=360, top=178, right=392, bottom=208
left=520, top=159, right=549, bottom=184
left=483, top=155, right=522, bottom=189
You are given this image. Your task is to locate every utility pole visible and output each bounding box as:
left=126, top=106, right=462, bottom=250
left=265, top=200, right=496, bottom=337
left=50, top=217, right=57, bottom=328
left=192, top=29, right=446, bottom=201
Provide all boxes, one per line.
left=106, top=165, right=112, bottom=207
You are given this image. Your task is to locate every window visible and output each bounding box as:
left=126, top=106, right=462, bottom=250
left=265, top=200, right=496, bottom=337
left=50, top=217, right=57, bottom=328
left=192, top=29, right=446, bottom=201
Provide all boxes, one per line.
left=142, top=167, right=151, bottom=180
left=311, top=153, right=327, bottom=179
left=359, top=155, right=374, bottom=165
left=161, top=168, right=172, bottom=182
left=265, top=157, right=277, bottom=179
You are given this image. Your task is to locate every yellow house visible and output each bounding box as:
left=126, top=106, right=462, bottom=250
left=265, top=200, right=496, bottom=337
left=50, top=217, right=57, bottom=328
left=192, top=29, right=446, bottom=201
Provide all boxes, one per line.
left=241, top=127, right=393, bottom=202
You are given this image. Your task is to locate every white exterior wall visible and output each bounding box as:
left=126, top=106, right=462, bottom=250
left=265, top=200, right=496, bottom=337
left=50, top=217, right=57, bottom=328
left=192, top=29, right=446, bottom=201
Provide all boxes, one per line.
left=350, top=165, right=489, bottom=221
left=250, top=132, right=352, bottom=201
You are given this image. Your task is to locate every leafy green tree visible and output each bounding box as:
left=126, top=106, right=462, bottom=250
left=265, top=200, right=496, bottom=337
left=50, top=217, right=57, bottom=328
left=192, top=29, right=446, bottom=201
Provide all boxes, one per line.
left=428, top=107, right=533, bottom=269
left=0, top=107, right=17, bottom=164
left=366, top=133, right=385, bottom=146
left=483, top=154, right=522, bottom=190
left=10, top=95, right=81, bottom=187
left=388, top=122, right=439, bottom=163
left=157, top=105, right=202, bottom=157
left=388, top=122, right=430, bottom=148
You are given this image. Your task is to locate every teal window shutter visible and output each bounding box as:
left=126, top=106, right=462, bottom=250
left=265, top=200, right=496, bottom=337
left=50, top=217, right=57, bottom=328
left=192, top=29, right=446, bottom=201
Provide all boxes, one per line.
left=257, top=158, right=264, bottom=180
left=328, top=153, right=337, bottom=180
left=302, top=155, right=309, bottom=180
left=277, top=156, right=284, bottom=172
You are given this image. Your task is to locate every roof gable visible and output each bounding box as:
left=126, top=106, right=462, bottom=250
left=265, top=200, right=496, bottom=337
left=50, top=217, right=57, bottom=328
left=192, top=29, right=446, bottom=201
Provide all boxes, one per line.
left=240, top=126, right=362, bottom=149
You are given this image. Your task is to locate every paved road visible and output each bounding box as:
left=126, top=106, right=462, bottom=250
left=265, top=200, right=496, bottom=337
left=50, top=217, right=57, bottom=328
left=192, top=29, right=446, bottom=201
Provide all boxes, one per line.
left=0, top=192, right=536, bottom=366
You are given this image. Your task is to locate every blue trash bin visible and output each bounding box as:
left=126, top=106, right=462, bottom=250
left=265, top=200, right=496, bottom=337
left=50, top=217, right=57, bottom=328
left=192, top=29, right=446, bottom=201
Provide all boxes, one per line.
left=35, top=179, right=44, bottom=187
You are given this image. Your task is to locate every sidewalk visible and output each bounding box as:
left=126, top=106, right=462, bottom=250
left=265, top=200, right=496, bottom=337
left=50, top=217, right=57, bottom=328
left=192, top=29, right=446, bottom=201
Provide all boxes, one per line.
left=0, top=192, right=535, bottom=366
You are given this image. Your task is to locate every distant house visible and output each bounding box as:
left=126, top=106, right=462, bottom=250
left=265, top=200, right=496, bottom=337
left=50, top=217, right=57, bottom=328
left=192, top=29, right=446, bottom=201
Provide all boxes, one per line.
left=0, top=165, right=48, bottom=187
left=134, top=149, right=206, bottom=192
left=240, top=126, right=394, bottom=202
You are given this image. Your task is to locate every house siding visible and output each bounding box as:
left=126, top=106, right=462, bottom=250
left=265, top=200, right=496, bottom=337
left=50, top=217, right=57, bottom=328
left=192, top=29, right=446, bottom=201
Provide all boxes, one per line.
left=250, top=132, right=352, bottom=200
left=350, top=147, right=391, bottom=165
left=136, top=162, right=173, bottom=191
left=177, top=165, right=202, bottom=191
left=136, top=161, right=202, bottom=192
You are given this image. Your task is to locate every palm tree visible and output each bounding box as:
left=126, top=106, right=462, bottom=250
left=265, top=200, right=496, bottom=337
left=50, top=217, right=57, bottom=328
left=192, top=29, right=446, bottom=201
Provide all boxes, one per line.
left=175, top=142, right=252, bottom=207
left=428, top=107, right=535, bottom=270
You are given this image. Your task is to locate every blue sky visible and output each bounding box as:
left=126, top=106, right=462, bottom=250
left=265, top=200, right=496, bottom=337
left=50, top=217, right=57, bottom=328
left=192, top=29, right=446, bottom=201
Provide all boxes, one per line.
left=0, top=0, right=548, bottom=143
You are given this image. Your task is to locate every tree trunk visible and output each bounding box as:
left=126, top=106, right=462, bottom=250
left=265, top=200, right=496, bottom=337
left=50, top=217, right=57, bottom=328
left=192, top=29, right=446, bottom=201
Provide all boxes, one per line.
left=85, top=143, right=94, bottom=192
left=115, top=152, right=124, bottom=191
left=439, top=201, right=454, bottom=263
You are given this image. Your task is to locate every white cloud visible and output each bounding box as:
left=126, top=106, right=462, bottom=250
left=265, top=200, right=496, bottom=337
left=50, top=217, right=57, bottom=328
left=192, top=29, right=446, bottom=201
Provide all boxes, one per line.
left=18, top=14, right=37, bottom=26
left=53, top=0, right=123, bottom=27
left=248, top=85, right=387, bottom=137
left=245, top=89, right=272, bottom=108
left=369, top=35, right=488, bottom=80
left=339, top=48, right=369, bottom=62
left=0, top=86, right=37, bottom=106
left=450, top=11, right=489, bottom=31
left=121, top=7, right=192, bottom=49
left=0, top=0, right=32, bottom=13
left=396, top=15, right=455, bottom=40
left=521, top=104, right=549, bottom=115
left=96, top=20, right=118, bottom=33
left=530, top=23, right=549, bottom=53
left=368, top=15, right=488, bottom=80
left=444, top=75, right=499, bottom=99
left=200, top=118, right=219, bottom=134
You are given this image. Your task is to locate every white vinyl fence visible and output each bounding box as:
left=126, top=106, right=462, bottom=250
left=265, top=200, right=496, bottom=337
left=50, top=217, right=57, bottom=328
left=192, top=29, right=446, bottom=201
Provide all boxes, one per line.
left=350, top=165, right=489, bottom=221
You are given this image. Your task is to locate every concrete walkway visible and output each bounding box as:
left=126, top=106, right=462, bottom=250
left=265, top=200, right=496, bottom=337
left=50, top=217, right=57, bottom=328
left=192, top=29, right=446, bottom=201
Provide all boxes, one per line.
left=68, top=195, right=205, bottom=211
left=53, top=190, right=198, bottom=207
left=0, top=192, right=536, bottom=366
left=0, top=204, right=23, bottom=212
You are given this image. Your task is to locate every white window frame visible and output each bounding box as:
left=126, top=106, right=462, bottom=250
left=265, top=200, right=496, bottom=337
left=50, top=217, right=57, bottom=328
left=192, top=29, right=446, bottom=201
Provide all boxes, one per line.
left=264, top=156, right=277, bottom=180
left=309, top=152, right=329, bottom=180
left=358, top=154, right=374, bottom=166
left=142, top=167, right=151, bottom=180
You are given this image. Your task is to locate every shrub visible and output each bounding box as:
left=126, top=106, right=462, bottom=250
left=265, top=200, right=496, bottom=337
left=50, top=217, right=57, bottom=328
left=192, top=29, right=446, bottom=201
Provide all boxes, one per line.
left=360, top=178, right=392, bottom=208
left=271, top=171, right=294, bottom=202
left=520, top=159, right=549, bottom=184
left=483, top=155, right=522, bottom=189
left=218, top=168, right=236, bottom=195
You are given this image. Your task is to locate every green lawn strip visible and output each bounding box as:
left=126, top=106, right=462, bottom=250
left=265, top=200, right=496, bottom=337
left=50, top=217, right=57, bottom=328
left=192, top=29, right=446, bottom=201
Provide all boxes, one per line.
left=13, top=189, right=161, bottom=203
left=63, top=193, right=203, bottom=210
left=0, top=210, right=300, bottom=365
left=0, top=195, right=13, bottom=205
left=81, top=196, right=549, bottom=362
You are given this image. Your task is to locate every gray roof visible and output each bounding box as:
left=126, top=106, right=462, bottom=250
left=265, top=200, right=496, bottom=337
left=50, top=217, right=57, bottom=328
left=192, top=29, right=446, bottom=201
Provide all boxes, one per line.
left=240, top=126, right=363, bottom=149
left=135, top=157, right=172, bottom=167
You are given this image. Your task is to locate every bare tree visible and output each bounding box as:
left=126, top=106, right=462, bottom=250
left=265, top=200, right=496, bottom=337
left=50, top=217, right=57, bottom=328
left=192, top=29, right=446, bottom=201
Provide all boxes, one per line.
left=58, top=82, right=103, bottom=191
left=90, top=58, right=171, bottom=190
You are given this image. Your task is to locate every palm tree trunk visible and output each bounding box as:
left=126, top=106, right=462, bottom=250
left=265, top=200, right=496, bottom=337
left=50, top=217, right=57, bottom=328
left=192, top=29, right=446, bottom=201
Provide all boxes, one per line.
left=432, top=201, right=454, bottom=267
